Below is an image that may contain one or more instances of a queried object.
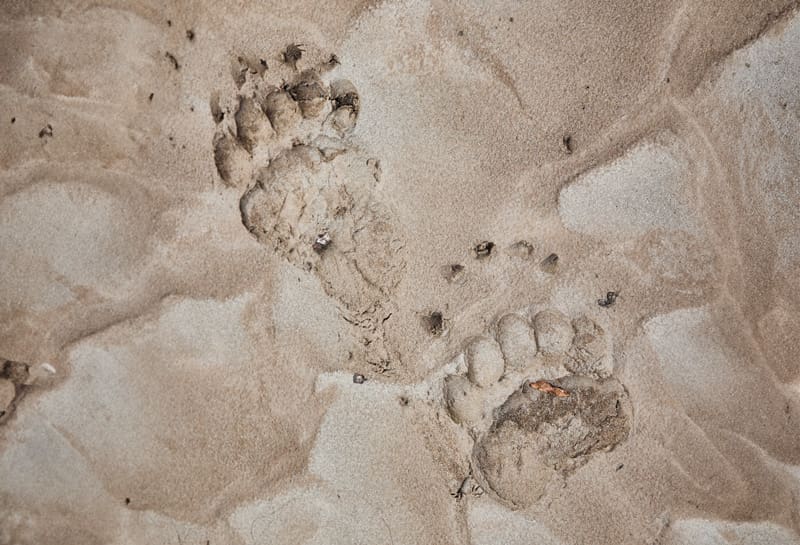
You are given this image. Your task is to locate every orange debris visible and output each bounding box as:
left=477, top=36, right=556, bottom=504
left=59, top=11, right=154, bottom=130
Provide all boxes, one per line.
left=529, top=380, right=570, bottom=398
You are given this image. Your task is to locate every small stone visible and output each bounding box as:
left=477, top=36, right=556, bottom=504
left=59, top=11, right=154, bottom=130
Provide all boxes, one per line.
left=466, top=337, right=505, bottom=387
left=353, top=373, right=366, bottom=384
left=474, top=241, right=495, bottom=259
left=313, top=233, right=331, bottom=252
left=597, top=291, right=618, bottom=307
left=533, top=309, right=572, bottom=355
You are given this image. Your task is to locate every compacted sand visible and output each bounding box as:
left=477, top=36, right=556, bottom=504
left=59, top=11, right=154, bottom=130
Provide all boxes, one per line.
left=1, top=1, right=800, bottom=544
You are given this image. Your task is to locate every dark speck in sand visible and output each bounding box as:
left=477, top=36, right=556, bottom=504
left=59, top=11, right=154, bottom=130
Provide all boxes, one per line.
left=598, top=291, right=618, bottom=307
left=165, top=52, right=180, bottom=70
left=313, top=233, right=331, bottom=253
left=424, top=311, right=444, bottom=336
left=563, top=135, right=574, bottom=153
left=540, top=253, right=559, bottom=273
left=474, top=241, right=495, bottom=258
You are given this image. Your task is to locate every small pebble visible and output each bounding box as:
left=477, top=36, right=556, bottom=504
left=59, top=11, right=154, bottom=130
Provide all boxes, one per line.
left=597, top=291, right=618, bottom=307
left=474, top=241, right=495, bottom=259
left=313, top=233, right=331, bottom=253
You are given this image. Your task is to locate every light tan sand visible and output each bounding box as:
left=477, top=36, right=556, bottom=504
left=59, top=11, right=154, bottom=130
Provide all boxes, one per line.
left=1, top=1, right=800, bottom=544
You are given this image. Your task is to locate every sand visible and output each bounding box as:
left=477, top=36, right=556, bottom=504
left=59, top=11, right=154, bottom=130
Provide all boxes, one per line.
left=1, top=1, right=800, bottom=544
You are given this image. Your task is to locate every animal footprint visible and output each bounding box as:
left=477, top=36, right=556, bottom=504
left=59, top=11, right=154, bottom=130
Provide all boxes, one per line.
left=441, top=307, right=629, bottom=508
left=213, top=46, right=406, bottom=368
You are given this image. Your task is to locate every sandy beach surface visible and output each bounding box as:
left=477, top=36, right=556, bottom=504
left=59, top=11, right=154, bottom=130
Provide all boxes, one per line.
left=1, top=1, right=800, bottom=544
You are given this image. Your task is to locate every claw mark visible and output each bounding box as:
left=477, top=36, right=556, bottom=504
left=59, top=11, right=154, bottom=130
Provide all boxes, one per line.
left=165, top=52, right=180, bottom=70
left=282, top=43, right=305, bottom=70
left=451, top=474, right=484, bottom=500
